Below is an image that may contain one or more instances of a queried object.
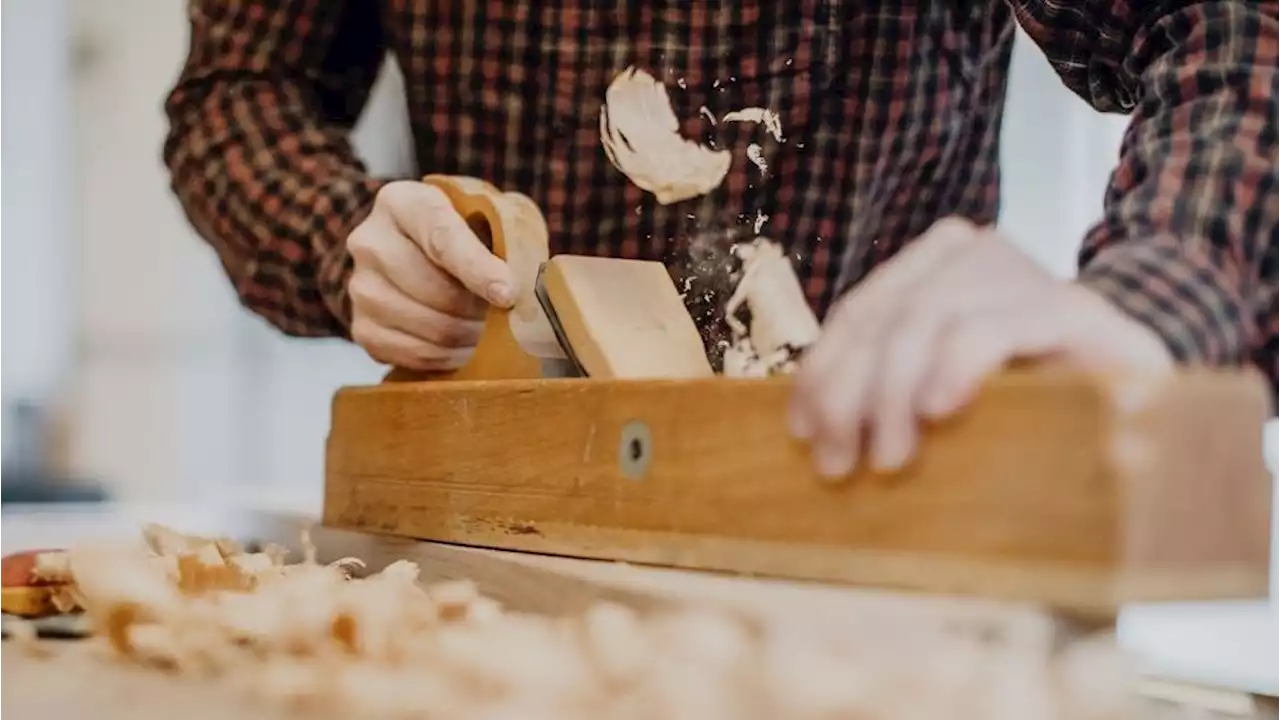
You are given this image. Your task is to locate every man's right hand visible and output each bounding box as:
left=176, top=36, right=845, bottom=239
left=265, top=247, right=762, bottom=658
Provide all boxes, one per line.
left=347, top=181, right=516, bottom=371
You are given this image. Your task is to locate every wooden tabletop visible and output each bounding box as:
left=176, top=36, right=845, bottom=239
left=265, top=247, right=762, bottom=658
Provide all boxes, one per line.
left=3, top=642, right=1275, bottom=720
left=2, top=642, right=287, bottom=720
left=2, top=521, right=1273, bottom=719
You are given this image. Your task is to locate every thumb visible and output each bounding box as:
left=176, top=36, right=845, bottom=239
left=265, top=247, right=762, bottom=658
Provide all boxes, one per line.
left=383, top=183, right=516, bottom=308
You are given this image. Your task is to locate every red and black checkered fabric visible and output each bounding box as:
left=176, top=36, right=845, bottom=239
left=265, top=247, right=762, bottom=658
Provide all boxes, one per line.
left=163, top=1, right=1278, bottom=387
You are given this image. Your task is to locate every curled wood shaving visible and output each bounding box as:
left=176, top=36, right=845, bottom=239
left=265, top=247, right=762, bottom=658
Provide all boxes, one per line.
left=721, top=107, right=786, bottom=143
left=722, top=238, right=822, bottom=377
left=30, top=550, right=74, bottom=584
left=24, top=525, right=1138, bottom=719
left=600, top=66, right=731, bottom=205
left=143, top=522, right=243, bottom=559
left=48, top=584, right=83, bottom=614
left=599, top=72, right=789, bottom=207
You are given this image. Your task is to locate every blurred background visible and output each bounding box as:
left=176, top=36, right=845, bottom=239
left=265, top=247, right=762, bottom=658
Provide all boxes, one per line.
left=2, top=0, right=407, bottom=513
left=0, top=0, right=1275, bottom=698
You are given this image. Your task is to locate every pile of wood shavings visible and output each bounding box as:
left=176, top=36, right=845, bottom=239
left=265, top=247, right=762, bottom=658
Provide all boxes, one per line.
left=31, top=524, right=1138, bottom=719
left=722, top=238, right=823, bottom=378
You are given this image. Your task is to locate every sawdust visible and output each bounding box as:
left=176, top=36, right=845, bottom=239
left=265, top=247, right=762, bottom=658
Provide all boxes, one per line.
left=18, top=525, right=1139, bottom=718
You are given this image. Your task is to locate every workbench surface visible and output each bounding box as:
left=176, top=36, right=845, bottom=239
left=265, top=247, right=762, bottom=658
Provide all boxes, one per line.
left=2, top=515, right=1274, bottom=719
left=3, top=642, right=1275, bottom=720
left=2, top=642, right=286, bottom=719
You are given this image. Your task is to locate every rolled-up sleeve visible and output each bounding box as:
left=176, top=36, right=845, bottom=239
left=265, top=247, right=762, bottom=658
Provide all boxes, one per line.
left=163, top=0, right=390, bottom=337
left=1011, top=1, right=1279, bottom=391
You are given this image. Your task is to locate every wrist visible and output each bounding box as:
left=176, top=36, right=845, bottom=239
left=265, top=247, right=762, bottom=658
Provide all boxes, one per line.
left=1067, top=281, right=1175, bottom=373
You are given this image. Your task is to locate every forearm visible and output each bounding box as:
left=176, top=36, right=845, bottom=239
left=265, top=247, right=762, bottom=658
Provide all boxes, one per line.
left=163, top=0, right=387, bottom=338
left=165, top=82, right=383, bottom=337
left=1015, top=1, right=1278, bottom=387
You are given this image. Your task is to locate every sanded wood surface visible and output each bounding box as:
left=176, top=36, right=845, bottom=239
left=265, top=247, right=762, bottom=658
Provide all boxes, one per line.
left=325, top=368, right=1273, bottom=613
left=542, top=254, right=714, bottom=379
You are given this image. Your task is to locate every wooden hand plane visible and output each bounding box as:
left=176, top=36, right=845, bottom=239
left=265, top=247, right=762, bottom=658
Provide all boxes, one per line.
left=383, top=175, right=714, bottom=383
left=325, top=176, right=1274, bottom=615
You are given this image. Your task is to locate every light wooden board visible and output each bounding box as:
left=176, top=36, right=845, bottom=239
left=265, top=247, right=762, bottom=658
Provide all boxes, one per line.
left=324, top=369, right=1274, bottom=613
left=293, top=521, right=1063, bottom=622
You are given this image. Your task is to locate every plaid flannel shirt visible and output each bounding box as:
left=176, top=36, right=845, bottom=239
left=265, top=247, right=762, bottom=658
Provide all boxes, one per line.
left=164, top=1, right=1278, bottom=387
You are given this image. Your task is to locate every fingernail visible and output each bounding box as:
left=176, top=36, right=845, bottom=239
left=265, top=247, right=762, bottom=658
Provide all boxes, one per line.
left=486, top=281, right=514, bottom=307
left=872, top=440, right=910, bottom=474
left=813, top=445, right=855, bottom=479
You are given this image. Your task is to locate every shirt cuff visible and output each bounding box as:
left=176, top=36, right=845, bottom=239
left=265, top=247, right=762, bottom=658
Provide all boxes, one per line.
left=317, top=177, right=390, bottom=337
left=1074, top=236, right=1249, bottom=368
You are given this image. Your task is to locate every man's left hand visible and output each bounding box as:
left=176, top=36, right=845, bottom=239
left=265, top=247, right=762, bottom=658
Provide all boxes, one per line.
left=788, top=217, right=1174, bottom=479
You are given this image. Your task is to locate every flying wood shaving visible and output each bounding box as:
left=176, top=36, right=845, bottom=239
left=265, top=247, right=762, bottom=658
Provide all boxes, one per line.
left=746, top=143, right=768, bottom=176
left=722, top=107, right=786, bottom=143
left=600, top=67, right=732, bottom=205
left=20, top=524, right=1138, bottom=719
left=599, top=76, right=788, bottom=205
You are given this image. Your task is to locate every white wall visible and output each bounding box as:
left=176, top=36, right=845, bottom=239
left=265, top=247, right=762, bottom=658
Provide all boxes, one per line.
left=63, top=0, right=399, bottom=508
left=999, top=30, right=1129, bottom=276
left=1, top=0, right=75, bottom=412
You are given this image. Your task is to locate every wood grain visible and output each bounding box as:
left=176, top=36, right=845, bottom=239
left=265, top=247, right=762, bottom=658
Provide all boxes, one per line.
left=542, top=254, right=713, bottom=379
left=264, top=520, right=1073, bottom=621
left=324, top=368, right=1274, bottom=613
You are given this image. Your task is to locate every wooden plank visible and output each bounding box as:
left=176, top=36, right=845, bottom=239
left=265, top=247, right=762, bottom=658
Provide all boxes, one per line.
left=323, top=368, right=1274, bottom=613
left=295, top=521, right=1057, bottom=621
